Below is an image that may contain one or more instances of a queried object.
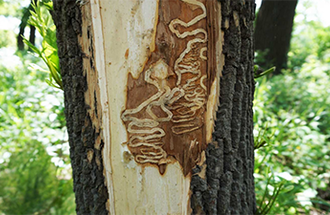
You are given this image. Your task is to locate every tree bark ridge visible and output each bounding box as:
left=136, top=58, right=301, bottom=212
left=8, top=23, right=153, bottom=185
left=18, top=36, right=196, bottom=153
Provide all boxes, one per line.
left=190, top=1, right=256, bottom=214
left=52, top=1, right=109, bottom=214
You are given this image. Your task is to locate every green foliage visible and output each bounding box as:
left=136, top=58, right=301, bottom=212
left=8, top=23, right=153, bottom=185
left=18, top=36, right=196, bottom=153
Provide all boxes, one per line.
left=0, top=142, right=74, bottom=215
left=254, top=5, right=330, bottom=213
left=254, top=65, right=276, bottom=79
left=0, top=1, right=73, bottom=209
left=0, top=0, right=22, bottom=17
left=0, top=30, right=16, bottom=48
left=23, top=0, right=62, bottom=90
left=0, top=53, right=74, bottom=214
left=288, top=19, right=330, bottom=70
left=255, top=167, right=291, bottom=215
left=0, top=1, right=73, bottom=214
left=254, top=53, right=330, bottom=213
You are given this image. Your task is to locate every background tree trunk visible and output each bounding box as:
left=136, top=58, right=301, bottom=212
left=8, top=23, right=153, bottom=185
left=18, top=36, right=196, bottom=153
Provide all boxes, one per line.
left=255, top=0, right=298, bottom=74
left=52, top=0, right=256, bottom=214
left=17, top=0, right=37, bottom=51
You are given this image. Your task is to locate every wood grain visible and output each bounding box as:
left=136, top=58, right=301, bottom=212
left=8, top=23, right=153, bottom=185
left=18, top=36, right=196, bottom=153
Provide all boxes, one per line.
left=122, top=0, right=217, bottom=176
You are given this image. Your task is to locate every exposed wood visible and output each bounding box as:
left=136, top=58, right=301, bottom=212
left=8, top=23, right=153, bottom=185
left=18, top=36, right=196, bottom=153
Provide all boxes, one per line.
left=79, top=2, right=115, bottom=213
left=85, top=0, right=222, bottom=214
left=122, top=0, right=213, bottom=176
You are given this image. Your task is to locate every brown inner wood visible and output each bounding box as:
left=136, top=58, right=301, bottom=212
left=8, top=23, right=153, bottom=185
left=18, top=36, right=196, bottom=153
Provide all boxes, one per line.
left=122, top=0, right=218, bottom=176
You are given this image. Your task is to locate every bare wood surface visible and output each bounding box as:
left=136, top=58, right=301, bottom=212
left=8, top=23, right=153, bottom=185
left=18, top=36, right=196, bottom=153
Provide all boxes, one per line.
left=84, top=0, right=222, bottom=214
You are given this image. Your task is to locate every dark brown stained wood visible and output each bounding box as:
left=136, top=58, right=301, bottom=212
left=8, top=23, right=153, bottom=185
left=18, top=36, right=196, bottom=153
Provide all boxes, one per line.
left=121, top=0, right=214, bottom=176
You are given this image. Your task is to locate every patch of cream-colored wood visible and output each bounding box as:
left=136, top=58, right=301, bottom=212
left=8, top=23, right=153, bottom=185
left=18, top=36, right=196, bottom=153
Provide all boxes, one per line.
left=91, top=0, right=191, bottom=214
left=90, top=0, right=115, bottom=214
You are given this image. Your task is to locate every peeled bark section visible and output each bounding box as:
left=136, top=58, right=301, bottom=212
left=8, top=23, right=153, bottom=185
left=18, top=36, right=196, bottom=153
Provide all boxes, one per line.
left=52, top=0, right=256, bottom=214
left=95, top=0, right=219, bottom=213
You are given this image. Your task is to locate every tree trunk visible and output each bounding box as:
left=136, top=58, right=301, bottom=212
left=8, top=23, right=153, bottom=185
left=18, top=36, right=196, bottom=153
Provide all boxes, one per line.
left=29, top=25, right=36, bottom=48
left=255, top=0, right=298, bottom=74
left=17, top=0, right=37, bottom=51
left=17, top=6, right=31, bottom=51
left=52, top=0, right=256, bottom=214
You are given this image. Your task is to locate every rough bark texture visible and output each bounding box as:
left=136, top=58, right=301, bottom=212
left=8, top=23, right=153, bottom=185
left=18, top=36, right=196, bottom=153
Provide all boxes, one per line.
left=190, top=0, right=256, bottom=214
left=255, top=0, right=298, bottom=74
left=52, top=0, right=256, bottom=214
left=52, top=1, right=109, bottom=214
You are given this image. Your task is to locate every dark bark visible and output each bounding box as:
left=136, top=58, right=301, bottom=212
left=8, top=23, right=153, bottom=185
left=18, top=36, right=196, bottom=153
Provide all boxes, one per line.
left=29, top=26, right=36, bottom=47
left=52, top=1, right=109, bottom=214
left=52, top=0, right=256, bottom=214
left=190, top=1, right=256, bottom=214
left=255, top=0, right=298, bottom=74
left=17, top=7, right=31, bottom=50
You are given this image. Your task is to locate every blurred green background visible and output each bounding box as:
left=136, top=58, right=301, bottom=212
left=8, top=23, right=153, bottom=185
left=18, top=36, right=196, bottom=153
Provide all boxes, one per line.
left=0, top=0, right=74, bottom=214
left=0, top=0, right=330, bottom=214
